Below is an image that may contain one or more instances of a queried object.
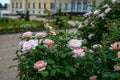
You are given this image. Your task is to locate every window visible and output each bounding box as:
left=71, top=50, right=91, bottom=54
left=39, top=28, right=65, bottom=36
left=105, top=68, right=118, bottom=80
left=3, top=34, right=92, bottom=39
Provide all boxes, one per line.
left=44, top=3, right=46, bottom=8
left=12, top=2, right=14, bottom=8
left=71, top=2, right=75, bottom=11
left=20, top=2, right=22, bottom=8
left=33, top=11, right=34, bottom=13
left=59, top=3, right=62, bottom=9
left=77, top=2, right=81, bottom=11
left=39, top=3, right=41, bottom=9
left=33, top=3, right=35, bottom=8
left=28, top=2, right=30, bottom=8
left=83, top=0, right=88, bottom=12
left=38, top=11, right=40, bottom=13
left=16, top=2, right=18, bottom=8
left=65, top=3, right=68, bottom=10
left=50, top=3, right=55, bottom=9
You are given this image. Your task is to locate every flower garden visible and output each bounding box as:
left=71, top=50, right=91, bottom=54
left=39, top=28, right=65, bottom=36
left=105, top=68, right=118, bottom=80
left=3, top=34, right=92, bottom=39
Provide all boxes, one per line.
left=12, top=0, right=120, bottom=80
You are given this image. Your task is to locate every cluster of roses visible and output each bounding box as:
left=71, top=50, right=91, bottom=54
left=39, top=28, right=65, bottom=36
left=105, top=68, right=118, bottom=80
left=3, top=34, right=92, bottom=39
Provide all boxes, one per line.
left=19, top=30, right=88, bottom=73
left=83, top=0, right=118, bottom=26
left=20, top=31, right=54, bottom=72
left=67, top=39, right=85, bottom=58
left=111, top=42, right=120, bottom=71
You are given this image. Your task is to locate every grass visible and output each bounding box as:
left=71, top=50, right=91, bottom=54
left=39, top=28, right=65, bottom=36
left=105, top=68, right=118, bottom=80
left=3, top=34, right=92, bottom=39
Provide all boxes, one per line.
left=0, top=20, right=43, bottom=29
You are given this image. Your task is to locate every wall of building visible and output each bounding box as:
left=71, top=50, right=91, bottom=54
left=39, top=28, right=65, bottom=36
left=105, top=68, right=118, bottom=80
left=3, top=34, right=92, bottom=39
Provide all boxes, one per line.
left=10, top=0, right=102, bottom=15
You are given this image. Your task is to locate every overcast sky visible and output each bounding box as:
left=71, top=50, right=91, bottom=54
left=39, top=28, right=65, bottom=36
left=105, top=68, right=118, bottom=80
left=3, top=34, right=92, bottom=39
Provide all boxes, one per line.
left=0, top=0, right=10, bottom=5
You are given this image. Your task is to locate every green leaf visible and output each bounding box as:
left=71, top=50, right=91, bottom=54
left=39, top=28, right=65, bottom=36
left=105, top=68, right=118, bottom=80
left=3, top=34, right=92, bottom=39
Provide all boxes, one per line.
left=41, top=71, right=48, bottom=77
left=64, top=71, right=70, bottom=77
left=46, top=65, right=52, bottom=70
left=50, top=70, right=56, bottom=76
left=60, top=54, right=67, bottom=58
left=69, top=67, right=76, bottom=73
left=102, top=72, right=111, bottom=78
left=47, top=59, right=55, bottom=64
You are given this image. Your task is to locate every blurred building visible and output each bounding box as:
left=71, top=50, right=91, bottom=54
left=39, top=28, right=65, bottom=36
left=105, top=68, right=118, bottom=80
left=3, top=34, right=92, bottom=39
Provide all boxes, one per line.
left=10, top=0, right=102, bottom=15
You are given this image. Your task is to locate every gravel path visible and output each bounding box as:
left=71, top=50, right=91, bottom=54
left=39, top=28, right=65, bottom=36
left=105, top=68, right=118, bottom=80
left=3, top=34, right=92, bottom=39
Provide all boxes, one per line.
left=0, top=34, right=20, bottom=80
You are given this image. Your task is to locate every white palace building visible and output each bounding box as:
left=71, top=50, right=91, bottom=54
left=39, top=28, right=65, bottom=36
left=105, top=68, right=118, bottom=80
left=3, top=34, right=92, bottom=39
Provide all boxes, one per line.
left=10, top=0, right=101, bottom=15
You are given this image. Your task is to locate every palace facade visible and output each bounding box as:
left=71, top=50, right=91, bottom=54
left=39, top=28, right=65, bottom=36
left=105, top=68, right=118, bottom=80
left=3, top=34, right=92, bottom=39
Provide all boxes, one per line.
left=10, top=0, right=102, bottom=15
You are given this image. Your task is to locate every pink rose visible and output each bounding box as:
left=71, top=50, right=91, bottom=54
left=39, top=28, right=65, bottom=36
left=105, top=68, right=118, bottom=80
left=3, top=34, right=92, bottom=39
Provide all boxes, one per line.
left=112, top=0, right=117, bottom=4
left=89, top=75, right=97, bottom=80
left=35, top=32, right=46, bottom=38
left=83, top=11, right=92, bottom=17
left=50, top=30, right=56, bottom=35
left=73, top=48, right=85, bottom=57
left=88, top=34, right=95, bottom=40
left=94, top=10, right=100, bottom=15
left=68, top=39, right=82, bottom=49
left=23, top=31, right=32, bottom=38
left=84, top=19, right=89, bottom=26
left=22, top=40, right=38, bottom=52
left=103, top=4, right=109, bottom=8
left=43, top=39, right=54, bottom=46
left=114, top=65, right=120, bottom=71
left=117, top=52, right=120, bottom=58
left=34, top=60, right=47, bottom=71
left=22, top=41, right=33, bottom=51
left=21, top=56, right=26, bottom=59
left=111, top=42, right=120, bottom=50
left=98, top=13, right=106, bottom=19
left=105, top=8, right=111, bottom=14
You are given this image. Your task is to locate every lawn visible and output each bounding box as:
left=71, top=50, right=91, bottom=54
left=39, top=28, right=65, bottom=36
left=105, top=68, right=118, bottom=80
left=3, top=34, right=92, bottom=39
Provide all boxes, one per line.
left=0, top=20, right=43, bottom=29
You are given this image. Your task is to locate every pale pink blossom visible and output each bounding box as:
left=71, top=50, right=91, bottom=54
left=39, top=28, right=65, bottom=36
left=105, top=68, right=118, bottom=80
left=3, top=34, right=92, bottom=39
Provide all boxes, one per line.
left=73, top=48, right=85, bottom=57
left=50, top=30, right=57, bottom=35
left=68, top=39, right=82, bottom=49
left=44, top=23, right=53, bottom=30
left=105, top=8, right=112, bottom=14
left=117, top=52, right=120, bottom=58
left=94, top=10, right=100, bottom=15
left=35, top=32, right=46, bottom=38
left=83, top=11, right=92, bottom=17
left=98, top=13, right=106, bottom=19
left=22, top=40, right=38, bottom=52
left=89, top=75, right=97, bottom=80
left=23, top=31, right=32, bottom=38
left=112, top=0, right=117, bottom=4
left=68, top=21, right=76, bottom=26
left=34, top=60, right=47, bottom=71
left=29, top=40, right=38, bottom=49
left=103, top=4, right=110, bottom=8
left=114, top=65, right=120, bottom=71
left=111, top=42, right=120, bottom=50
left=91, top=22, right=95, bottom=26
left=88, top=34, right=95, bottom=40
left=22, top=41, right=33, bottom=51
left=92, top=44, right=102, bottom=49
left=84, top=19, right=89, bottom=26
left=78, top=22, right=83, bottom=28
left=43, top=39, right=54, bottom=46
left=19, top=41, right=26, bottom=48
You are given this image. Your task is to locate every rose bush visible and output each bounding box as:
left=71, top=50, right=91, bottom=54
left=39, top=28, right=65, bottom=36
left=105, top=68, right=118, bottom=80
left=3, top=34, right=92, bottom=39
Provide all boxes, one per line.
left=13, top=0, right=120, bottom=80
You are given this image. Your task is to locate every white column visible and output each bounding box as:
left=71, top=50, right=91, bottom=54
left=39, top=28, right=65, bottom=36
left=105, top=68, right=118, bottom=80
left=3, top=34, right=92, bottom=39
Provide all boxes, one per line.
left=22, top=0, right=25, bottom=13
left=75, top=1, right=77, bottom=12
left=81, top=0, right=84, bottom=12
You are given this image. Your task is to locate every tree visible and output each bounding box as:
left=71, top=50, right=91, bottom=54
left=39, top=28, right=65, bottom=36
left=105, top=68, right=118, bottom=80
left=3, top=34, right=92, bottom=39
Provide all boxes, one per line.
left=25, top=10, right=30, bottom=21
left=4, top=3, right=7, bottom=8
left=0, top=3, right=3, bottom=8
